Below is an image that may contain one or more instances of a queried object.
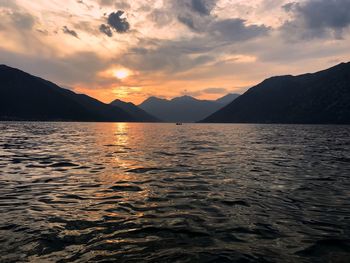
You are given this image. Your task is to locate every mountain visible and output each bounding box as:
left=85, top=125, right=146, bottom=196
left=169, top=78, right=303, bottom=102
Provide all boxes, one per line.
left=0, top=65, right=137, bottom=122
left=215, top=93, right=240, bottom=105
left=139, top=94, right=240, bottom=123
left=201, top=62, right=350, bottom=124
left=110, top=99, right=159, bottom=122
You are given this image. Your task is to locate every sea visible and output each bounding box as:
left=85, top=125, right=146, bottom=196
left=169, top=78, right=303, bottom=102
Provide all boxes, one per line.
left=0, top=122, right=349, bottom=262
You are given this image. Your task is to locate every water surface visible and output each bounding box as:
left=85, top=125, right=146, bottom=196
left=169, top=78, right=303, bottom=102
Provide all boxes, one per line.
left=0, top=123, right=350, bottom=262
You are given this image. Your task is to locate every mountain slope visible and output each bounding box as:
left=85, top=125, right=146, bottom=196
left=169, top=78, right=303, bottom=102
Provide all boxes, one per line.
left=201, top=62, right=350, bottom=124
left=0, top=65, right=137, bottom=122
left=110, top=99, right=159, bottom=122
left=215, top=93, right=240, bottom=105
left=139, top=94, right=239, bottom=123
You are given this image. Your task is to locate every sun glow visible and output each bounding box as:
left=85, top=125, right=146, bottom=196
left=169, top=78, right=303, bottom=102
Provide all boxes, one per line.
left=97, top=67, right=133, bottom=80
left=114, top=69, right=130, bottom=79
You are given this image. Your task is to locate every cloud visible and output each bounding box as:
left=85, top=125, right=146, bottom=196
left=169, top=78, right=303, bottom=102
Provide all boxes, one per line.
left=73, top=20, right=100, bottom=35
left=173, top=0, right=218, bottom=16
left=0, top=48, right=107, bottom=86
left=178, top=15, right=198, bottom=31
left=97, top=0, right=114, bottom=6
left=154, top=0, right=270, bottom=38
left=140, top=0, right=219, bottom=32
left=173, top=0, right=218, bottom=31
left=99, top=10, right=130, bottom=37
left=11, top=12, right=36, bottom=30
left=0, top=0, right=18, bottom=8
left=113, top=1, right=269, bottom=75
left=62, top=26, right=79, bottom=38
left=181, top=87, right=228, bottom=97
left=116, top=16, right=269, bottom=75
left=76, top=0, right=93, bottom=10
left=117, top=37, right=217, bottom=74
left=201, top=87, right=228, bottom=94
left=96, top=0, right=130, bottom=9
left=147, top=9, right=173, bottom=27
left=107, top=10, right=130, bottom=32
left=281, top=0, right=350, bottom=39
left=0, top=1, right=36, bottom=32
left=190, top=0, right=217, bottom=16
left=115, top=1, right=131, bottom=10
left=36, top=29, right=49, bottom=35
left=99, top=24, right=113, bottom=37
left=209, top=18, right=270, bottom=42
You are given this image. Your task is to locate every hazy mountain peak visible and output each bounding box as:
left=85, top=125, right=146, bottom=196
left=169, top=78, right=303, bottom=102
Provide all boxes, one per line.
left=171, top=95, right=197, bottom=102
left=142, top=96, right=169, bottom=103
left=139, top=93, right=239, bottom=122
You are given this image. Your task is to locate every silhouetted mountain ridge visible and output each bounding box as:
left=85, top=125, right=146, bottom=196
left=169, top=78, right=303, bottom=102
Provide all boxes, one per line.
left=110, top=99, right=159, bottom=122
left=139, top=93, right=240, bottom=122
left=201, top=62, right=350, bottom=124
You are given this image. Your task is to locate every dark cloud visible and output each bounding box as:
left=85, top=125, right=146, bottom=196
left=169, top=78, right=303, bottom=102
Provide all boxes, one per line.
left=173, top=0, right=217, bottom=31
left=190, top=0, right=217, bottom=15
left=178, top=15, right=197, bottom=31
left=100, top=10, right=130, bottom=36
left=62, top=26, right=79, bottom=38
left=282, top=2, right=295, bottom=12
left=107, top=10, right=130, bottom=33
left=173, top=0, right=269, bottom=39
left=11, top=12, right=35, bottom=30
left=210, top=18, right=270, bottom=42
left=99, top=24, right=113, bottom=37
left=281, top=0, right=350, bottom=39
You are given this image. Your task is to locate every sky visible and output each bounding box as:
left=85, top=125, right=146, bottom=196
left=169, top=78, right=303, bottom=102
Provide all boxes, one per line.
left=0, top=0, right=350, bottom=104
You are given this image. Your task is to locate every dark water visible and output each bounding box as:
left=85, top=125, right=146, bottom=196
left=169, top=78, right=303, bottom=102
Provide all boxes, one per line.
left=0, top=123, right=350, bottom=263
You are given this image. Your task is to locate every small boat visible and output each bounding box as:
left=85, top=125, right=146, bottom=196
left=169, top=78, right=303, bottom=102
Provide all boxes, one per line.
left=176, top=123, right=183, bottom=125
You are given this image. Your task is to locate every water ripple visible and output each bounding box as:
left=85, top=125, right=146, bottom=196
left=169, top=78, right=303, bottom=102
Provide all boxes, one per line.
left=0, top=122, right=350, bottom=262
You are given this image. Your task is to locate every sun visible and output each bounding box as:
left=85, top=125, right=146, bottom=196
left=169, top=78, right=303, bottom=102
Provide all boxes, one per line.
left=114, top=69, right=130, bottom=79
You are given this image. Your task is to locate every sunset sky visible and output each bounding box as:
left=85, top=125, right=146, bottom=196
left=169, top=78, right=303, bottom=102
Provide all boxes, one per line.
left=1, top=0, right=350, bottom=104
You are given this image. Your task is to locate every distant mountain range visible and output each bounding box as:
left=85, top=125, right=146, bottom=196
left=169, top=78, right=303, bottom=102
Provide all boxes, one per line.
left=139, top=94, right=240, bottom=122
left=0, top=65, right=153, bottom=122
left=202, top=62, right=350, bottom=124
left=110, top=99, right=158, bottom=122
